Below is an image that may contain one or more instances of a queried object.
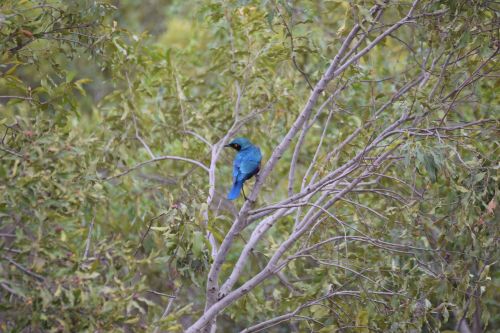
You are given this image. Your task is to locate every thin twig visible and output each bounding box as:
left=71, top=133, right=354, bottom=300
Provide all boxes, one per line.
left=0, top=146, right=24, bottom=158
left=182, top=130, right=213, bottom=148
left=132, top=113, right=155, bottom=159
left=134, top=213, right=167, bottom=256
left=104, top=155, right=209, bottom=181
left=1, top=256, right=45, bottom=282
left=439, top=47, right=499, bottom=125
left=82, top=215, right=95, bottom=260
left=153, top=286, right=181, bottom=333
left=1, top=281, right=26, bottom=300
left=0, top=95, right=33, bottom=101
left=274, top=2, right=313, bottom=90
left=146, top=290, right=176, bottom=298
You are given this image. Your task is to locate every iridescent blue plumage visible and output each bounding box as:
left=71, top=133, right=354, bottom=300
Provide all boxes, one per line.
left=225, top=138, right=262, bottom=200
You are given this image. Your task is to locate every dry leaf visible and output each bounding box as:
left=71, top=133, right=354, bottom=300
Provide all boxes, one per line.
left=486, top=198, right=496, bottom=215
left=20, top=29, right=33, bottom=38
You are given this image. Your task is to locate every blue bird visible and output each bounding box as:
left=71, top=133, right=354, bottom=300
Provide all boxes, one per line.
left=225, top=138, right=262, bottom=200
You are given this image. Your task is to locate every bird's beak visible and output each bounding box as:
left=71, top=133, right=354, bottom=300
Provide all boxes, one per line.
left=224, top=144, right=232, bottom=148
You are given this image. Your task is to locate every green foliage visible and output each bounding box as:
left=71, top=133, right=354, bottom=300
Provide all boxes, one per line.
left=1, top=0, right=498, bottom=331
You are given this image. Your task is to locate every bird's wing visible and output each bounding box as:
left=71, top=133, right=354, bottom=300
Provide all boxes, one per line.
left=239, top=157, right=260, bottom=174
left=233, top=153, right=243, bottom=180
left=236, top=148, right=261, bottom=182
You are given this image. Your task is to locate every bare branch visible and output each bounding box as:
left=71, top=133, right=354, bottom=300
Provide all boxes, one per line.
left=132, top=112, right=155, bottom=159
left=1, top=256, right=45, bottom=282
left=153, top=286, right=181, bottom=333
left=332, top=0, right=421, bottom=79
left=182, top=130, right=213, bottom=148
left=134, top=213, right=167, bottom=256
left=104, top=155, right=209, bottom=181
left=82, top=215, right=95, bottom=260
left=0, top=95, right=33, bottom=101
left=439, top=47, right=499, bottom=125
left=146, top=290, right=176, bottom=298
left=0, top=146, right=24, bottom=158
left=0, top=281, right=26, bottom=300
left=274, top=2, right=314, bottom=90
left=287, top=92, right=337, bottom=197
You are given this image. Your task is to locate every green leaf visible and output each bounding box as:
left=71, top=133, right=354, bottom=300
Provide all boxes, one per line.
left=355, top=310, right=369, bottom=333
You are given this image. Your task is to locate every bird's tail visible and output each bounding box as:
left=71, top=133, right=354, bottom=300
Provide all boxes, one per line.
left=227, top=181, right=243, bottom=200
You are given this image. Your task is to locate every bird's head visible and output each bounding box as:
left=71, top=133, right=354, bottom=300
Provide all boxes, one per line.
left=224, top=137, right=252, bottom=151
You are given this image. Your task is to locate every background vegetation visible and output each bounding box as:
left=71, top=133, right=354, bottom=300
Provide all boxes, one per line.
left=0, top=0, right=498, bottom=332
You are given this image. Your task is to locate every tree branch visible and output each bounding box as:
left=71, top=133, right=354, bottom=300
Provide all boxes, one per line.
left=104, top=155, right=209, bottom=181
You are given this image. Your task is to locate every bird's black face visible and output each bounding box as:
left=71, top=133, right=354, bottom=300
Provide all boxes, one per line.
left=225, top=143, right=241, bottom=151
